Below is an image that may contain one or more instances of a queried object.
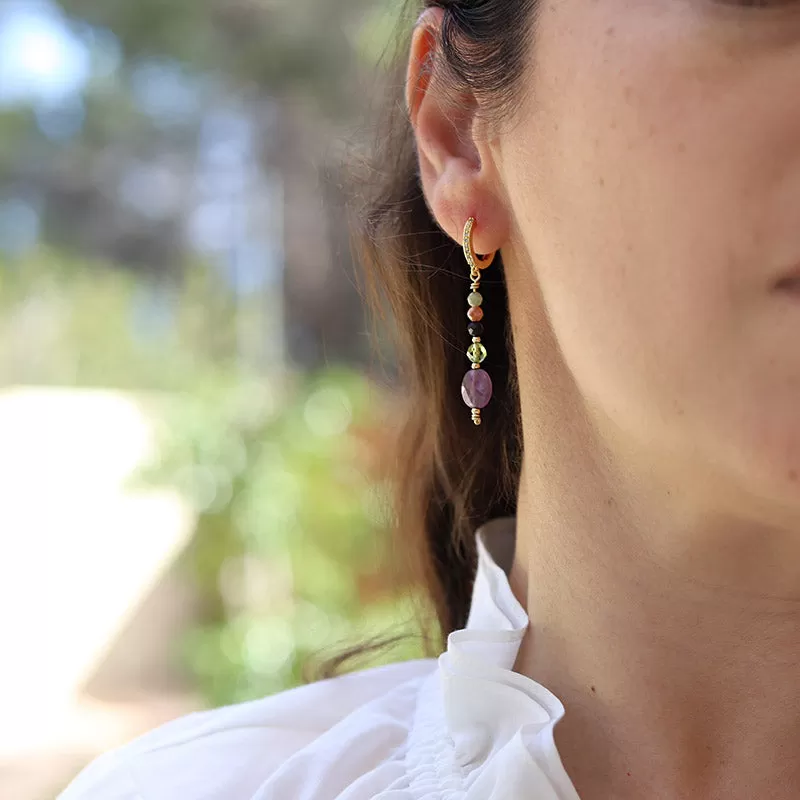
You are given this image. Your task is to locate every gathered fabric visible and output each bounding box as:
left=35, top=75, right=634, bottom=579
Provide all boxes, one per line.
left=59, top=529, right=581, bottom=800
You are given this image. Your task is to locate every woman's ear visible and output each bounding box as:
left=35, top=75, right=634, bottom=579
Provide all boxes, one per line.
left=405, top=8, right=508, bottom=255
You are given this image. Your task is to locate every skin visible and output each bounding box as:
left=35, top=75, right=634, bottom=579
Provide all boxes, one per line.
left=408, top=2, right=800, bottom=798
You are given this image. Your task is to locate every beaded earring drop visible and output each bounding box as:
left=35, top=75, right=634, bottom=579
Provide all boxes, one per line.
left=461, top=217, right=496, bottom=426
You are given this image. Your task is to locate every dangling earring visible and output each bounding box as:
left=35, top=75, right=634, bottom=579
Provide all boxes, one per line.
left=461, top=217, right=496, bottom=426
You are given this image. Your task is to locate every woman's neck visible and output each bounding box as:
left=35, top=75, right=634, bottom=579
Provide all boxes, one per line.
left=511, top=407, right=800, bottom=800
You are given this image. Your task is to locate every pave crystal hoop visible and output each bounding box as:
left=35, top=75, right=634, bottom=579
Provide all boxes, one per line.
left=461, top=217, right=496, bottom=426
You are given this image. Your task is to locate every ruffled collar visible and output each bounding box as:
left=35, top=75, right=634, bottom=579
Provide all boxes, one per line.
left=435, top=522, right=582, bottom=799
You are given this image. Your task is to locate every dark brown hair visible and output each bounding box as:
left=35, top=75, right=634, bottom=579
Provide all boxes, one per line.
left=352, top=0, right=538, bottom=643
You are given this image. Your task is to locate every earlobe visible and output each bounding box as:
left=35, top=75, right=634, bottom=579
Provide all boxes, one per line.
left=405, top=9, right=508, bottom=256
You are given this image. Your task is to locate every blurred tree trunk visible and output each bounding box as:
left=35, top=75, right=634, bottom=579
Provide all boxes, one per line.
left=274, top=101, right=369, bottom=370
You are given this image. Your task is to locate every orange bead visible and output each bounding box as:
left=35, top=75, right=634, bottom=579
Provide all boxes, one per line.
left=468, top=306, right=484, bottom=322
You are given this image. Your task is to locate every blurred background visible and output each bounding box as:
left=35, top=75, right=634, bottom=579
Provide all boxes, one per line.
left=0, top=1, right=428, bottom=797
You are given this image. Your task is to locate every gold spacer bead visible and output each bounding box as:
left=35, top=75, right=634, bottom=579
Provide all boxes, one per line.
left=471, top=363, right=481, bottom=370
left=472, top=337, right=481, bottom=343
left=471, top=408, right=482, bottom=426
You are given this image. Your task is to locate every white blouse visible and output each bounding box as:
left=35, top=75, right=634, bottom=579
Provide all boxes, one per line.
left=59, top=528, right=582, bottom=799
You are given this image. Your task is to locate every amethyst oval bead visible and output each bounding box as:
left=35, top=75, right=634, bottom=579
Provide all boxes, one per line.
left=461, top=369, right=493, bottom=409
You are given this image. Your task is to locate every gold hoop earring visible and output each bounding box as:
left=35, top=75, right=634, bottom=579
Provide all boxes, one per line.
left=461, top=217, right=496, bottom=426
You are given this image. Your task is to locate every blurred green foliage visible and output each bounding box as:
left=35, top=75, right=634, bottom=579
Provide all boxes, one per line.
left=0, top=247, right=242, bottom=388
left=56, top=0, right=393, bottom=113
left=144, top=370, right=429, bottom=706
left=0, top=0, right=427, bottom=713
left=0, top=248, right=430, bottom=708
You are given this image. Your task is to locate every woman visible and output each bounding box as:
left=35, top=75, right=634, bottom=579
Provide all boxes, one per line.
left=61, top=1, right=800, bottom=798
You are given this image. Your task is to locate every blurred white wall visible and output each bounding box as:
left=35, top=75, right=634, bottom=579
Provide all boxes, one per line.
left=0, top=387, right=199, bottom=799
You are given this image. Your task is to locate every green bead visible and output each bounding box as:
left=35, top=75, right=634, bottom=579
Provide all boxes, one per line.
left=468, top=342, right=487, bottom=364
left=468, top=291, right=483, bottom=307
